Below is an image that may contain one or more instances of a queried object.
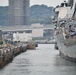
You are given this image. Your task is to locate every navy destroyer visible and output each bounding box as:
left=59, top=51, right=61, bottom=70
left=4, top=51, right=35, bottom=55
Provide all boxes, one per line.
left=54, top=0, right=76, bottom=61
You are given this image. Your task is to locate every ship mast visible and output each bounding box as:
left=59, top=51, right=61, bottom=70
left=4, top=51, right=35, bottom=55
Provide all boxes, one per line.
left=72, top=3, right=76, bottom=19
left=68, top=0, right=74, bottom=8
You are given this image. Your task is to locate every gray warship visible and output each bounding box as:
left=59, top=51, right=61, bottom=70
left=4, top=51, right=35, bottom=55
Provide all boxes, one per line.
left=54, top=0, right=76, bottom=61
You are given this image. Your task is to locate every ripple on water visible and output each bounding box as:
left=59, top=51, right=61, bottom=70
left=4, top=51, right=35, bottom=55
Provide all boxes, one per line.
left=0, top=44, right=76, bottom=75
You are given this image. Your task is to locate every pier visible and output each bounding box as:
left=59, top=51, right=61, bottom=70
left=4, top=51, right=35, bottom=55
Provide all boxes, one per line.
left=0, top=42, right=37, bottom=68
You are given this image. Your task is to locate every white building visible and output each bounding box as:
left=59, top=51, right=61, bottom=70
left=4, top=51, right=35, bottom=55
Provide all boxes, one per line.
left=13, top=32, right=32, bottom=42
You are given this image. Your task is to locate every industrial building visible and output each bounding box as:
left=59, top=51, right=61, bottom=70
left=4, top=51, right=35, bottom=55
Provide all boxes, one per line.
left=9, top=0, right=30, bottom=25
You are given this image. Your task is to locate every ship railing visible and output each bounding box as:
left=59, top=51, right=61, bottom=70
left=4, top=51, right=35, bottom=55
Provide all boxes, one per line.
left=65, top=31, right=76, bottom=46
left=65, top=36, right=76, bottom=46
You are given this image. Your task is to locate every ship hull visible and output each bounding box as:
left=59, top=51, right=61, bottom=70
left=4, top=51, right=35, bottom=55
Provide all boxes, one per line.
left=55, top=32, right=76, bottom=62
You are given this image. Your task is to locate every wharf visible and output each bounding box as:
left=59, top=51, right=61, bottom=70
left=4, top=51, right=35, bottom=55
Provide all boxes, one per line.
left=0, top=42, right=38, bottom=68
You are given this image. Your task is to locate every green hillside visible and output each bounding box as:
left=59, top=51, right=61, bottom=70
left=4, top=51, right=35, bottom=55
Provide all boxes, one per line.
left=0, top=6, right=8, bottom=26
left=30, top=5, right=55, bottom=24
left=0, top=5, right=55, bottom=26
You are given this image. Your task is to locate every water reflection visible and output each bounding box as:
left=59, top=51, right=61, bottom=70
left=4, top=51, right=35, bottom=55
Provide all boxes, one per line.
left=0, top=44, right=76, bottom=75
left=55, top=55, right=76, bottom=66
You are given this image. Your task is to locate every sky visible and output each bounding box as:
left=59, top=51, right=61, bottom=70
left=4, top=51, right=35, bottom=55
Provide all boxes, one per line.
left=0, top=0, right=68, bottom=7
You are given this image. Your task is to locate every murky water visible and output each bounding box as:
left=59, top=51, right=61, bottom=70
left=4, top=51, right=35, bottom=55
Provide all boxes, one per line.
left=0, top=44, right=76, bottom=75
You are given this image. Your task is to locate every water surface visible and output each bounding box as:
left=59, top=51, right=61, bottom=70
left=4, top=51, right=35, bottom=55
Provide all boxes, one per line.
left=0, top=44, right=76, bottom=75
